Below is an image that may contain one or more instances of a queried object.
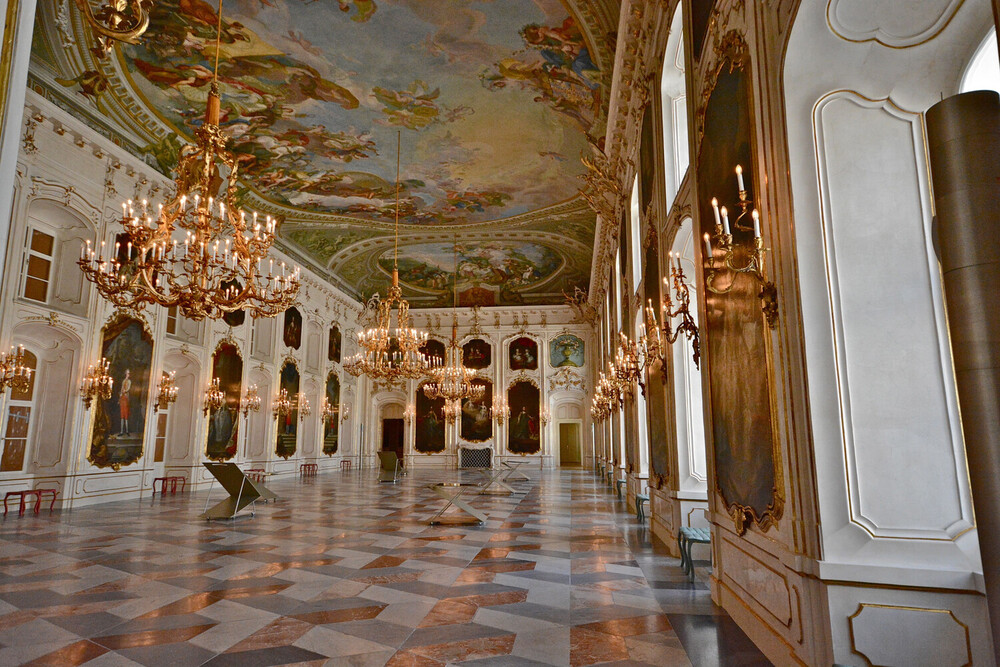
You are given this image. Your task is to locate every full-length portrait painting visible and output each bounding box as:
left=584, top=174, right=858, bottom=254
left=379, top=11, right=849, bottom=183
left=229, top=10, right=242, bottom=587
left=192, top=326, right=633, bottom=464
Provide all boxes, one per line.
left=206, top=342, right=243, bottom=461
left=507, top=380, right=540, bottom=454
left=323, top=372, right=339, bottom=455
left=461, top=379, right=493, bottom=443
left=550, top=334, right=584, bottom=368
left=509, top=337, right=538, bottom=371
left=88, top=314, right=153, bottom=470
left=643, top=243, right=670, bottom=486
left=328, top=325, right=342, bottom=363
left=697, top=32, right=781, bottom=533
left=415, top=382, right=445, bottom=453
left=283, top=307, right=302, bottom=350
left=462, top=338, right=491, bottom=369
left=276, top=361, right=300, bottom=459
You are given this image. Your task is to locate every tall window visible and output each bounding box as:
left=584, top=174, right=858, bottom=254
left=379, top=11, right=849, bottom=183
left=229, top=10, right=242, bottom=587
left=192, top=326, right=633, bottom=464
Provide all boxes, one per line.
left=166, top=306, right=178, bottom=335
left=153, top=412, right=168, bottom=463
left=630, top=177, right=642, bottom=289
left=22, top=229, right=54, bottom=303
left=0, top=350, right=37, bottom=471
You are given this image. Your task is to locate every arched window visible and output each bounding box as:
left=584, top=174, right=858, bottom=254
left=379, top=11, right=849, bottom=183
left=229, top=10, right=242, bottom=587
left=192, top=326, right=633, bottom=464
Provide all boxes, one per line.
left=961, top=29, right=999, bottom=94
left=0, top=351, right=38, bottom=471
left=661, top=3, right=689, bottom=203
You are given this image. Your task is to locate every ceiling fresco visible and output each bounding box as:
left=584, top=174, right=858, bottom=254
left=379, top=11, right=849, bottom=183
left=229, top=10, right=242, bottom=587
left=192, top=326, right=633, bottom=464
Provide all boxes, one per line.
left=29, top=0, right=610, bottom=305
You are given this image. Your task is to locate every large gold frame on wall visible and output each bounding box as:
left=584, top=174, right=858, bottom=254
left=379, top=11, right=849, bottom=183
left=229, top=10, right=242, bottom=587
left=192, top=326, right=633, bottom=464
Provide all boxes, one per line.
left=87, top=309, right=154, bottom=471
left=696, top=30, right=784, bottom=536
left=205, top=336, right=243, bottom=462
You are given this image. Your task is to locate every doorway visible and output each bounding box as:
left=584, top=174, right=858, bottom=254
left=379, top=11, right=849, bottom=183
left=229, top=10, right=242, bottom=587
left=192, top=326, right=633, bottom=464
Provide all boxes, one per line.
left=381, top=418, right=404, bottom=459
left=559, top=422, right=582, bottom=466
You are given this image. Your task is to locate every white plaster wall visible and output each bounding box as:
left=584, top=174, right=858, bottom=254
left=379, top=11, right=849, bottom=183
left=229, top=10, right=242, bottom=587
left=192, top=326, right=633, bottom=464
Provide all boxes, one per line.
left=784, top=0, right=993, bottom=662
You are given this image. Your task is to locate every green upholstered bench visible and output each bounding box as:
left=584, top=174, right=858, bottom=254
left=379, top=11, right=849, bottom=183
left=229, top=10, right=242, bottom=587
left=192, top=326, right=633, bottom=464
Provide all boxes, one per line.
left=678, top=526, right=711, bottom=579
left=615, top=478, right=626, bottom=499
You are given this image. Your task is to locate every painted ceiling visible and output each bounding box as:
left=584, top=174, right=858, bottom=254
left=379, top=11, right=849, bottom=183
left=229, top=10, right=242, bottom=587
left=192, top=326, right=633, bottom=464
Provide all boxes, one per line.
left=30, top=0, right=611, bottom=306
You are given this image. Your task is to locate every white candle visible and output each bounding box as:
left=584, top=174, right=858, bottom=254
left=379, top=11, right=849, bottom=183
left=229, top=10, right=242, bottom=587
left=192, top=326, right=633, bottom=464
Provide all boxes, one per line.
left=736, top=164, right=744, bottom=191
left=752, top=209, right=761, bottom=238
left=703, top=233, right=712, bottom=259
left=711, top=198, right=721, bottom=227
left=721, top=206, right=731, bottom=235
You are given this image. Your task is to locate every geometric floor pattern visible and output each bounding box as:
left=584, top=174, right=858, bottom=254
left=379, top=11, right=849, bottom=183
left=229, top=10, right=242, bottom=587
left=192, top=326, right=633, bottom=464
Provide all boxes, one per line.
left=0, top=467, right=771, bottom=666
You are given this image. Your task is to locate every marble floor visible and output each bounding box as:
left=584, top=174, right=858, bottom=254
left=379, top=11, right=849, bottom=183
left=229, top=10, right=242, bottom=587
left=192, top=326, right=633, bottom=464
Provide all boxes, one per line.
left=0, top=467, right=770, bottom=667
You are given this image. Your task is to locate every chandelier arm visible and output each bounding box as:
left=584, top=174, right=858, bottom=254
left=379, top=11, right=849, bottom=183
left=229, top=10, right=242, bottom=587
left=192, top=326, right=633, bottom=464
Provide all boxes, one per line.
left=71, top=0, right=150, bottom=45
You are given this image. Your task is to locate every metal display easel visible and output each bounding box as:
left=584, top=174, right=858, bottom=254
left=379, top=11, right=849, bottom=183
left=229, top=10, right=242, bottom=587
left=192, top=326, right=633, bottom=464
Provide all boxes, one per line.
left=201, top=462, right=278, bottom=521
left=500, top=460, right=530, bottom=482
left=427, top=483, right=488, bottom=525
left=476, top=466, right=516, bottom=495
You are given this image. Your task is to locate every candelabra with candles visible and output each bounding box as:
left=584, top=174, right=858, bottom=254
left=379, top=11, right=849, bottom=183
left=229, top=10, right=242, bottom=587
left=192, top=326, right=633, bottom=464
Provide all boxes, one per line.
left=154, top=371, right=178, bottom=412
left=340, top=404, right=351, bottom=422
left=491, top=395, right=509, bottom=424
left=298, top=393, right=311, bottom=421
left=540, top=407, right=551, bottom=426
left=642, top=252, right=701, bottom=371
left=322, top=397, right=339, bottom=422
left=703, top=164, right=778, bottom=329
left=402, top=403, right=415, bottom=425
left=0, top=345, right=33, bottom=396
left=272, top=388, right=293, bottom=419
left=81, top=358, right=113, bottom=409
left=240, top=384, right=261, bottom=417
left=203, top=377, right=225, bottom=415
left=444, top=399, right=462, bottom=425
left=612, top=334, right=643, bottom=399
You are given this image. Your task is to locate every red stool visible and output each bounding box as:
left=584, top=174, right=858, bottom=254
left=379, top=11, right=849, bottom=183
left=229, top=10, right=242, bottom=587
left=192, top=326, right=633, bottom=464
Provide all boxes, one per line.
left=4, top=489, right=57, bottom=516
left=300, top=463, right=318, bottom=476
left=340, top=460, right=352, bottom=471
left=152, top=476, right=186, bottom=495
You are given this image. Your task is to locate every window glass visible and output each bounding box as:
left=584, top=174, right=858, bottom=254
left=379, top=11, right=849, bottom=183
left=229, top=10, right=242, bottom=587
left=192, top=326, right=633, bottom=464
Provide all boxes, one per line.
left=0, top=350, right=37, bottom=472
left=23, top=230, right=54, bottom=303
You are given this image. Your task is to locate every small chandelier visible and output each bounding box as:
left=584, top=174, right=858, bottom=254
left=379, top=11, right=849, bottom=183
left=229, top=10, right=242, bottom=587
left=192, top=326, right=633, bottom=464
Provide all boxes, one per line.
left=642, top=252, right=701, bottom=370
left=298, top=393, right=311, bottom=420
left=322, top=397, right=339, bottom=421
left=612, top=334, right=643, bottom=399
left=540, top=407, right=551, bottom=426
left=703, top=164, right=778, bottom=329
left=423, top=239, right=484, bottom=405
left=72, top=0, right=152, bottom=54
left=402, top=403, right=415, bottom=425
left=444, top=399, right=462, bottom=425
left=343, top=132, right=430, bottom=382
left=154, top=370, right=178, bottom=412
left=491, top=395, right=509, bottom=424
left=0, top=345, right=33, bottom=396
left=203, top=377, right=225, bottom=415
left=78, top=2, right=300, bottom=321
left=272, top=388, right=293, bottom=419
left=240, top=383, right=261, bottom=417
left=81, top=358, right=113, bottom=409
left=340, top=404, right=351, bottom=422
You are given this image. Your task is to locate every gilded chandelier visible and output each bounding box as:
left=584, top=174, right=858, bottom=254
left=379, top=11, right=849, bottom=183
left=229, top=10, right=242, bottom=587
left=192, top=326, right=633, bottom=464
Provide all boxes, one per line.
left=491, top=395, right=509, bottom=424
left=298, top=393, right=311, bottom=420
left=240, top=384, right=261, bottom=417
left=322, top=397, right=340, bottom=422
left=343, top=132, right=429, bottom=382
left=0, top=345, right=33, bottom=396
left=703, top=165, right=778, bottom=329
left=78, top=0, right=300, bottom=321
left=642, top=252, right=701, bottom=370
left=272, top=388, right=293, bottom=419
left=203, top=377, right=225, bottom=415
left=153, top=370, right=178, bottom=412
left=444, top=399, right=462, bottom=425
left=81, top=358, right=113, bottom=409
left=423, top=242, right=485, bottom=405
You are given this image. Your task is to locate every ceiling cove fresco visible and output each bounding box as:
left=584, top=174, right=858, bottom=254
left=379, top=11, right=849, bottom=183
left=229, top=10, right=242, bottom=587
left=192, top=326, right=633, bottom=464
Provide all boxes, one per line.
left=29, top=0, right=609, bottom=305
